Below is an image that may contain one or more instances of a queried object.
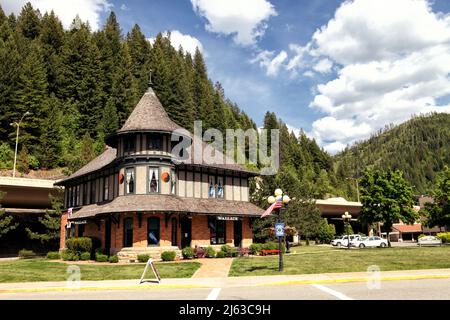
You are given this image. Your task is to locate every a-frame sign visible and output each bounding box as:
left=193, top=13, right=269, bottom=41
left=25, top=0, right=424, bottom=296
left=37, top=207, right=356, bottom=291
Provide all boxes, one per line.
left=139, top=258, right=161, bottom=284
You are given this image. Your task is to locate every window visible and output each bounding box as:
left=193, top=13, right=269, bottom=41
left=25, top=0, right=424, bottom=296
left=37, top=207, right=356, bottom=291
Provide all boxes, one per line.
left=171, top=218, right=177, bottom=246
left=75, top=185, right=80, bottom=206
left=148, top=167, right=159, bottom=193
left=123, top=217, right=133, bottom=247
left=208, top=176, right=224, bottom=199
left=147, top=217, right=160, bottom=246
left=148, top=134, right=163, bottom=151
left=125, top=168, right=135, bottom=194
left=82, top=182, right=88, bottom=205
left=209, top=217, right=226, bottom=245
left=103, top=176, right=109, bottom=201
left=170, top=169, right=176, bottom=195
left=90, top=180, right=96, bottom=204
left=124, top=137, right=135, bottom=153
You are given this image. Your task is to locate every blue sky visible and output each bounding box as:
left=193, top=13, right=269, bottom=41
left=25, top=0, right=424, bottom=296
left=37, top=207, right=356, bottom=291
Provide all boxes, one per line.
left=3, top=0, right=450, bottom=154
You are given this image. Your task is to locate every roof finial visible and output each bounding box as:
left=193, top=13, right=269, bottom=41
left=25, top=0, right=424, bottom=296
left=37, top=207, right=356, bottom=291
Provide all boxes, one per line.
left=148, top=69, right=153, bottom=88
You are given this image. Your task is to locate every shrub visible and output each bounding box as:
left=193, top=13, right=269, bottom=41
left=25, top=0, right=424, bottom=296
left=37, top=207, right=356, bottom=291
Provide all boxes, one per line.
left=205, top=246, right=216, bottom=258
left=220, top=245, right=232, bottom=254
left=137, top=254, right=150, bottom=263
left=108, top=255, right=119, bottom=263
left=262, top=242, right=277, bottom=251
left=18, top=249, right=36, bottom=259
left=61, top=249, right=80, bottom=261
left=0, top=143, right=13, bottom=169
left=80, top=252, right=91, bottom=261
left=249, top=243, right=263, bottom=255
left=437, top=232, right=450, bottom=243
left=182, top=247, right=194, bottom=259
left=161, top=251, right=176, bottom=261
left=95, top=253, right=108, bottom=262
left=418, top=234, right=427, bottom=239
left=46, top=251, right=60, bottom=259
left=216, top=251, right=225, bottom=258
left=65, top=237, right=92, bottom=254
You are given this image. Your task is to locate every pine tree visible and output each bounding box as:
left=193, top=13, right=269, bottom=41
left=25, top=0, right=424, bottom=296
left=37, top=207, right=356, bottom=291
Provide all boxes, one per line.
left=126, top=24, right=151, bottom=97
left=193, top=48, right=214, bottom=128
left=26, top=189, right=62, bottom=249
left=17, top=2, right=41, bottom=40
left=38, top=94, right=62, bottom=168
left=0, top=191, right=18, bottom=238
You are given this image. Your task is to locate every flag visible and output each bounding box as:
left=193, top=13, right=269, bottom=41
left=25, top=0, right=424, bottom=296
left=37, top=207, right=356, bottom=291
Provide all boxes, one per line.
left=261, top=201, right=282, bottom=218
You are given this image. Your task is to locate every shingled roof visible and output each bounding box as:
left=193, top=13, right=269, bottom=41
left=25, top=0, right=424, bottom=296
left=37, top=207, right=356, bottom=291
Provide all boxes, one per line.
left=68, top=194, right=264, bottom=219
left=55, top=147, right=117, bottom=185
left=118, top=88, right=181, bottom=133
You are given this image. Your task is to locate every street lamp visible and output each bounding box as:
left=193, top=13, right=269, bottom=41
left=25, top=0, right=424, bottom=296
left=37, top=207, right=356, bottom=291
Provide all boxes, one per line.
left=342, top=211, right=352, bottom=249
left=268, top=188, right=290, bottom=272
left=10, top=111, right=30, bottom=178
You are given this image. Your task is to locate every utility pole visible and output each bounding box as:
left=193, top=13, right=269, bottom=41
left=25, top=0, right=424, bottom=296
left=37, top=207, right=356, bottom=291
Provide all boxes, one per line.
left=10, top=111, right=30, bottom=178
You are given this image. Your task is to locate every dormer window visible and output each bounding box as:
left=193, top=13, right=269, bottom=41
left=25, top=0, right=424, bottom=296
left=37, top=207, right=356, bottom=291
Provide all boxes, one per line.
left=147, top=133, right=163, bottom=151
left=125, top=168, right=135, bottom=194
left=124, top=136, right=135, bottom=153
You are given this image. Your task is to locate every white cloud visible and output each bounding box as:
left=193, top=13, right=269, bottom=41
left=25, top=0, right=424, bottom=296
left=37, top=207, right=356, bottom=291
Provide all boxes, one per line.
left=306, top=0, right=450, bottom=153
left=148, top=30, right=204, bottom=56
left=120, top=4, right=129, bottom=11
left=312, top=58, right=333, bottom=74
left=251, top=50, right=287, bottom=76
left=2, top=0, right=112, bottom=31
left=190, top=0, right=277, bottom=46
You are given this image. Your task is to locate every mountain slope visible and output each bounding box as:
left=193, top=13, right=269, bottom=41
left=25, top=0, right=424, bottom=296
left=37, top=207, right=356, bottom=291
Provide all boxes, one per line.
left=334, top=113, right=450, bottom=194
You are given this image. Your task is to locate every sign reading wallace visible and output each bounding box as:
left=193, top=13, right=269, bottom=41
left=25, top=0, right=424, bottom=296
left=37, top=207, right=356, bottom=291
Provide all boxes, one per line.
left=217, top=216, right=239, bottom=221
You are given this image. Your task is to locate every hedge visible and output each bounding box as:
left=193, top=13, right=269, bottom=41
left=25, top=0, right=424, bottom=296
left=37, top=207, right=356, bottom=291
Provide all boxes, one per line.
left=80, top=252, right=91, bottom=261
left=61, top=249, right=80, bottom=261
left=18, top=249, right=36, bottom=259
left=161, top=251, right=176, bottom=261
left=65, top=237, right=92, bottom=254
left=205, top=246, right=216, bottom=258
left=182, top=247, right=194, bottom=259
left=95, top=253, right=108, bottom=262
left=137, top=254, right=150, bottom=263
left=46, top=251, right=60, bottom=259
left=109, top=255, right=119, bottom=263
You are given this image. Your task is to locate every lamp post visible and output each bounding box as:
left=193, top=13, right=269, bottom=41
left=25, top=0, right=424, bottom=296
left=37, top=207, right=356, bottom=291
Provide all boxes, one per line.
left=10, top=111, right=30, bottom=178
left=342, top=211, right=352, bottom=249
left=268, top=188, right=290, bottom=272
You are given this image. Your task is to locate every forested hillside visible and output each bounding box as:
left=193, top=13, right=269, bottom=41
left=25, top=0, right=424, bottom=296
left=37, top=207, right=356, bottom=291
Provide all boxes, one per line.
left=0, top=3, right=255, bottom=175
left=334, top=113, right=450, bottom=194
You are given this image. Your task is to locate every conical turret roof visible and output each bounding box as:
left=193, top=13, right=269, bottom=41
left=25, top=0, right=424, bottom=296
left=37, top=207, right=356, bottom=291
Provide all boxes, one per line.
left=118, top=88, right=181, bottom=133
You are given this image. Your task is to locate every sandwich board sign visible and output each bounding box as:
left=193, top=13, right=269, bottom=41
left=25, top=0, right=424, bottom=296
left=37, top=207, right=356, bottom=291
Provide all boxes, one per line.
left=139, top=258, right=161, bottom=284
left=275, top=223, right=285, bottom=237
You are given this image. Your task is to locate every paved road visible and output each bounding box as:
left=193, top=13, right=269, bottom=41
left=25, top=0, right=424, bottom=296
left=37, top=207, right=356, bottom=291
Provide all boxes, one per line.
left=2, top=278, right=450, bottom=300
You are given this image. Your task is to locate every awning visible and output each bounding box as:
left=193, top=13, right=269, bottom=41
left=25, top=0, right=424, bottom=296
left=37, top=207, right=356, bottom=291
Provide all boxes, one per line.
left=68, top=194, right=264, bottom=220
left=393, top=224, right=423, bottom=233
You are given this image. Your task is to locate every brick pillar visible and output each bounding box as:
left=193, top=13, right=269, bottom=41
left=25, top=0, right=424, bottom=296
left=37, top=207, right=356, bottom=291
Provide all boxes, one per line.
left=59, top=212, right=68, bottom=251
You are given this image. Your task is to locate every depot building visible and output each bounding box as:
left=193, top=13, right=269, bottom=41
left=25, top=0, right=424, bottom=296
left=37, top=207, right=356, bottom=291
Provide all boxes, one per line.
left=57, top=85, right=263, bottom=260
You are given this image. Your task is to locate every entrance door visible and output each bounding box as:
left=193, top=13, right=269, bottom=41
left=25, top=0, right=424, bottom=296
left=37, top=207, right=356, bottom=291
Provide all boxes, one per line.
left=105, top=218, right=111, bottom=255
left=147, top=217, right=160, bottom=246
left=180, top=217, right=191, bottom=248
left=123, top=217, right=133, bottom=247
left=233, top=220, right=242, bottom=248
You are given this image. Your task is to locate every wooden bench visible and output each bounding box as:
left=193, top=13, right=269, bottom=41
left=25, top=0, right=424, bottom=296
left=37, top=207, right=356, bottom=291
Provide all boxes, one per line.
left=260, top=249, right=280, bottom=256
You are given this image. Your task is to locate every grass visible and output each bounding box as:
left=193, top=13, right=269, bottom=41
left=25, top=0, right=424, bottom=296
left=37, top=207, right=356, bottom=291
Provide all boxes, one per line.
left=229, top=245, right=450, bottom=277
left=0, top=259, right=201, bottom=283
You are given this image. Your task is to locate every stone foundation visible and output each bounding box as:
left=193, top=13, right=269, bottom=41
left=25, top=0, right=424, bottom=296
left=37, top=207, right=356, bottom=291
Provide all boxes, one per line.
left=117, top=246, right=181, bottom=262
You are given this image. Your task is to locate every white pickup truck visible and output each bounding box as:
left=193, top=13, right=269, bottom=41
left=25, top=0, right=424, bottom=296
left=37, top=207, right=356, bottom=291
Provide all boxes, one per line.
left=331, top=234, right=362, bottom=247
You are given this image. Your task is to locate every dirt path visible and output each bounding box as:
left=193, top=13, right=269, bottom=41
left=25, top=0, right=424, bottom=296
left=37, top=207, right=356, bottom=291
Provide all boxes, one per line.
left=192, top=258, right=234, bottom=278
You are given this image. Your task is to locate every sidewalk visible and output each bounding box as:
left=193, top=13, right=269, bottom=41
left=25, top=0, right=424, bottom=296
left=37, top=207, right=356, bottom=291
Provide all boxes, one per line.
left=2, top=268, right=450, bottom=293
left=192, top=258, right=233, bottom=278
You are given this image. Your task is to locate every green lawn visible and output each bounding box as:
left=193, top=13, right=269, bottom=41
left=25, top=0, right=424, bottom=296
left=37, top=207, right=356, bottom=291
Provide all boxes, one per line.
left=0, top=259, right=201, bottom=283
left=229, top=246, right=450, bottom=277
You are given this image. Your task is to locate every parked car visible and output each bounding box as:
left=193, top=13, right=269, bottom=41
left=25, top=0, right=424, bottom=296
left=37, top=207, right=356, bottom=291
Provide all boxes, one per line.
left=352, top=236, right=388, bottom=248
left=418, top=236, right=442, bottom=247
left=331, top=234, right=362, bottom=247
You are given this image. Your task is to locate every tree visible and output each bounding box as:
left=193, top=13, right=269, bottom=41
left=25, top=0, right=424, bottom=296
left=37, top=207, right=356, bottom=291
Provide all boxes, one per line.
left=292, top=199, right=322, bottom=245
left=17, top=2, right=41, bottom=40
left=26, top=188, right=63, bottom=249
left=0, top=191, right=18, bottom=238
left=37, top=94, right=62, bottom=168
left=422, top=166, right=450, bottom=228
left=359, top=168, right=417, bottom=246
left=317, top=218, right=336, bottom=243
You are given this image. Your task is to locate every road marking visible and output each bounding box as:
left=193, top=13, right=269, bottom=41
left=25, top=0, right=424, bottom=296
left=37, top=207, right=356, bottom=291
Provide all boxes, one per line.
left=311, top=284, right=353, bottom=300
left=206, top=288, right=221, bottom=300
